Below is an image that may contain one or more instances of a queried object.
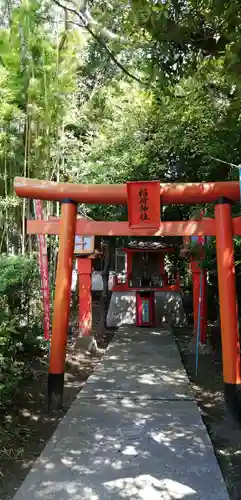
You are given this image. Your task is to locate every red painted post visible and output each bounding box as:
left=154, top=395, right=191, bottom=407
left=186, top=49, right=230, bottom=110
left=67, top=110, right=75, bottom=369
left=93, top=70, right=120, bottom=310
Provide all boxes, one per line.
left=198, top=233, right=207, bottom=344
left=200, top=270, right=207, bottom=344
left=48, top=200, right=77, bottom=410
left=191, top=258, right=207, bottom=344
left=77, top=257, right=92, bottom=336
left=215, top=198, right=241, bottom=420
left=191, top=258, right=200, bottom=338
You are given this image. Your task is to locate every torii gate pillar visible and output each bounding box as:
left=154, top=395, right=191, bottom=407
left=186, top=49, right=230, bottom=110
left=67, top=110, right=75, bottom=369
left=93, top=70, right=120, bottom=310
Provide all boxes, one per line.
left=191, top=258, right=207, bottom=344
left=48, top=200, right=77, bottom=410
left=215, top=198, right=241, bottom=420
left=77, top=257, right=92, bottom=336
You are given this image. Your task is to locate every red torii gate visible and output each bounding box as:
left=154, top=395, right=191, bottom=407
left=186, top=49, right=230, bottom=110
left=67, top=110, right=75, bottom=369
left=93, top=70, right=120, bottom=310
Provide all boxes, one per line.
left=14, top=177, right=241, bottom=421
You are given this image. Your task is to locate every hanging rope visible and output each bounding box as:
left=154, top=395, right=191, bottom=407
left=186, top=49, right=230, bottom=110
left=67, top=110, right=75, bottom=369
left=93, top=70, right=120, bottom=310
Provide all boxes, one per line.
left=210, top=156, right=241, bottom=205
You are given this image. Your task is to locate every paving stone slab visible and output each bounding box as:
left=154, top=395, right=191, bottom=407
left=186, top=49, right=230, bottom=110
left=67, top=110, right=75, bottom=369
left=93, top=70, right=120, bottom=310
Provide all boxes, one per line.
left=83, top=365, right=192, bottom=401
left=13, top=398, right=229, bottom=500
left=102, top=329, right=185, bottom=363
left=106, top=341, right=179, bottom=358
left=85, top=328, right=192, bottom=401
left=110, top=328, right=175, bottom=346
left=105, top=329, right=182, bottom=359
left=12, top=328, right=229, bottom=500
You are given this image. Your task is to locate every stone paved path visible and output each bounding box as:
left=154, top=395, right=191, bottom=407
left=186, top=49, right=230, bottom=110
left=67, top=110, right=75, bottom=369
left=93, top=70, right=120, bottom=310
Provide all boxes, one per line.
left=13, top=327, right=229, bottom=499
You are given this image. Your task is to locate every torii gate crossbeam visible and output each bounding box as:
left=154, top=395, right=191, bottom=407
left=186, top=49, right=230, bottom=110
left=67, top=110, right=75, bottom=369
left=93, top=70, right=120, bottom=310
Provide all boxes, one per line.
left=27, top=217, right=241, bottom=237
left=15, top=176, right=241, bottom=205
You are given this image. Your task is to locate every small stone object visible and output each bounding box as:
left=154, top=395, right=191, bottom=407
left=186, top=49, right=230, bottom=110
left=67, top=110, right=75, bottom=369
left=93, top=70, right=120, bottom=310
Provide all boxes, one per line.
left=74, top=336, right=104, bottom=356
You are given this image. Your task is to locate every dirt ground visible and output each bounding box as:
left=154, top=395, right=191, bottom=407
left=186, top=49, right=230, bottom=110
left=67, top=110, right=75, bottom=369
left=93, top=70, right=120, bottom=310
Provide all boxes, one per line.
left=174, top=326, right=241, bottom=500
left=1, top=303, right=241, bottom=500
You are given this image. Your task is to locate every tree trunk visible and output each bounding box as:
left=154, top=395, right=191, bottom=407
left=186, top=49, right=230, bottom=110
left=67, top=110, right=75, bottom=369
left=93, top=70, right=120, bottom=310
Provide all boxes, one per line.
left=22, top=116, right=29, bottom=254
left=4, top=146, right=9, bottom=255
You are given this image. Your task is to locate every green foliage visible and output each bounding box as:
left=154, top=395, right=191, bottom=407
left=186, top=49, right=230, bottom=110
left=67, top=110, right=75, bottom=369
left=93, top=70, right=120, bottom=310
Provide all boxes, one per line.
left=0, top=256, right=45, bottom=407
left=0, top=0, right=79, bottom=180
left=1, top=0, right=241, bottom=223
left=1, top=1, right=241, bottom=333
left=0, top=0, right=82, bottom=253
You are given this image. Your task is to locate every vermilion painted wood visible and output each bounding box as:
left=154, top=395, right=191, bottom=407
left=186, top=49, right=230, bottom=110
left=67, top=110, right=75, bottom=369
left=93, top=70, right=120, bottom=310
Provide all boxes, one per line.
left=191, top=259, right=207, bottom=344
left=127, top=181, right=161, bottom=228
left=49, top=202, right=77, bottom=375
left=27, top=217, right=221, bottom=237
left=77, top=258, right=92, bottom=336
left=200, top=270, right=207, bottom=344
left=215, top=203, right=241, bottom=385
left=15, top=176, right=241, bottom=205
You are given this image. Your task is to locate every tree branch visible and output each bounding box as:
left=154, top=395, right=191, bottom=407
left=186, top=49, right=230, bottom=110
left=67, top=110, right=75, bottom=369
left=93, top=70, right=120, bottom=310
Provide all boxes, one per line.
left=56, top=0, right=128, bottom=43
left=82, top=6, right=128, bottom=44
left=52, top=0, right=145, bottom=85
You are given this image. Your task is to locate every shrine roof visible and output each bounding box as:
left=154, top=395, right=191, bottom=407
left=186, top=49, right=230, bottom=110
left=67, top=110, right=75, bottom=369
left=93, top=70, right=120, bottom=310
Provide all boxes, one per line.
left=125, top=238, right=180, bottom=251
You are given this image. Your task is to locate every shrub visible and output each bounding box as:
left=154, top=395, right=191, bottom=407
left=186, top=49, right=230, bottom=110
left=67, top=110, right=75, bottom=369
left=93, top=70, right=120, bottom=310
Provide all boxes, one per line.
left=0, top=255, right=46, bottom=406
